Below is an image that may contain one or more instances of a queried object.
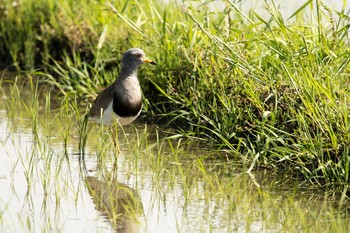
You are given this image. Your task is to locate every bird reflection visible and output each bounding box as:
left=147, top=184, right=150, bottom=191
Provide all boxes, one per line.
left=85, top=176, right=145, bottom=233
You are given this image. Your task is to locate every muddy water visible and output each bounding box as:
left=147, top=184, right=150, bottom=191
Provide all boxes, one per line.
left=0, top=76, right=349, bottom=233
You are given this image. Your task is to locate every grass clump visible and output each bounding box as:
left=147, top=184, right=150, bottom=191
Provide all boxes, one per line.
left=1, top=0, right=350, bottom=191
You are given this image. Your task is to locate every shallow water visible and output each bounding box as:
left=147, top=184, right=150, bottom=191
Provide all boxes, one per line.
left=0, top=75, right=349, bottom=233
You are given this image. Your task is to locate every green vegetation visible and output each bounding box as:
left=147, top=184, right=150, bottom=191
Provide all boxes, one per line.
left=1, top=78, right=349, bottom=232
left=1, top=0, right=350, bottom=191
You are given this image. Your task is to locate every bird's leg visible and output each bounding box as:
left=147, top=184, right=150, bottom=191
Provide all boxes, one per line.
left=109, top=126, right=121, bottom=155
left=109, top=124, right=120, bottom=177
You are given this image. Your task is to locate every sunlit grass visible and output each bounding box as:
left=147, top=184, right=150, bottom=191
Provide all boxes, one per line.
left=0, top=75, right=350, bottom=232
left=1, top=0, right=350, bottom=191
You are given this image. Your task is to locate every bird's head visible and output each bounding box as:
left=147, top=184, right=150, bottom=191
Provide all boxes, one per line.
left=121, top=48, right=156, bottom=68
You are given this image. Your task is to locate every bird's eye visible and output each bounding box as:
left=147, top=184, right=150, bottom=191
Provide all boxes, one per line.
left=135, top=53, right=142, bottom=59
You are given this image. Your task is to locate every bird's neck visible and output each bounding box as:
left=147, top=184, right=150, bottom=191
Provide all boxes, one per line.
left=119, top=63, right=138, bottom=79
left=115, top=65, right=141, bottom=95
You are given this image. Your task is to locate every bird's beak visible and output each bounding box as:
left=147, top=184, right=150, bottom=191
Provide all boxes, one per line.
left=143, top=58, right=157, bottom=65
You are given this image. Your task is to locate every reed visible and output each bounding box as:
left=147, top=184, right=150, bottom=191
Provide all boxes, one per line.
left=1, top=0, right=350, bottom=190
left=1, top=75, right=349, bottom=232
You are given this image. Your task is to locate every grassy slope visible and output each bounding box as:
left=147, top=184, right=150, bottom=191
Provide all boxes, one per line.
left=1, top=0, right=350, bottom=190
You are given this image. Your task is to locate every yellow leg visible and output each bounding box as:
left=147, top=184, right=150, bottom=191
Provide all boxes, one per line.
left=109, top=126, right=121, bottom=155
left=109, top=126, right=120, bottom=179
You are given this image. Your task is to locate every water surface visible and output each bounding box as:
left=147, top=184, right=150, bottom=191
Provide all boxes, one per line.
left=0, top=74, right=349, bottom=232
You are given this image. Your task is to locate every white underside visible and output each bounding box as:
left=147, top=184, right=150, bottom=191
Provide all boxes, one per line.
left=90, top=102, right=141, bottom=126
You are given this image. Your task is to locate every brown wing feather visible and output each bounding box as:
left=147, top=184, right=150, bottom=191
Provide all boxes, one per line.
left=89, top=82, right=115, bottom=118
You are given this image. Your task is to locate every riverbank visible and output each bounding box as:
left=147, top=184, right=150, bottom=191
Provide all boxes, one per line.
left=1, top=76, right=349, bottom=232
left=1, top=0, right=350, bottom=191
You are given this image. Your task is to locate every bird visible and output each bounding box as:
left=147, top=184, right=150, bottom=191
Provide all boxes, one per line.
left=89, top=48, right=156, bottom=126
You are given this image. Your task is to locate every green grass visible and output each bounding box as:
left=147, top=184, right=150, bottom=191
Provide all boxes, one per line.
left=1, top=0, right=350, bottom=191
left=1, top=74, right=350, bottom=232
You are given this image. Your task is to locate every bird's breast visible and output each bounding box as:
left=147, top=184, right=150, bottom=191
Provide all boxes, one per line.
left=113, top=77, right=142, bottom=118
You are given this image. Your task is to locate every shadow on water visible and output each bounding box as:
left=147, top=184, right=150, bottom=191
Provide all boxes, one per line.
left=85, top=176, right=145, bottom=233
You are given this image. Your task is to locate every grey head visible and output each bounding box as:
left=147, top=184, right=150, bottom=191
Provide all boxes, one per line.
left=121, top=48, right=156, bottom=70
